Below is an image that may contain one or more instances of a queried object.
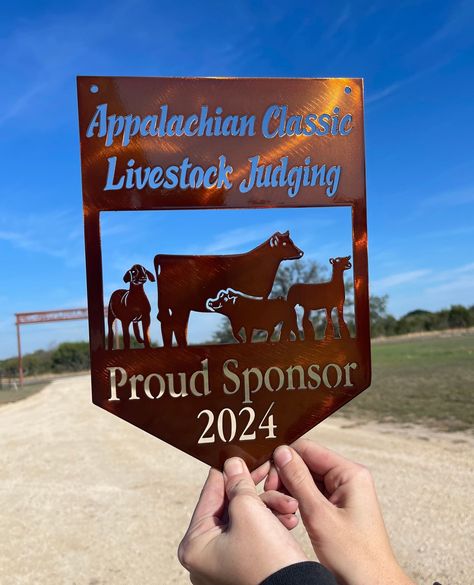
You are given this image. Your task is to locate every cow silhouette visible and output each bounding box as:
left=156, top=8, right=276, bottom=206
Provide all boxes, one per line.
left=154, top=231, right=303, bottom=347
left=207, top=288, right=299, bottom=343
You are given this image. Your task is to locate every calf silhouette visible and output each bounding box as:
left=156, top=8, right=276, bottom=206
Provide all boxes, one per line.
left=107, top=264, right=155, bottom=350
left=287, top=256, right=352, bottom=340
left=207, top=288, right=298, bottom=343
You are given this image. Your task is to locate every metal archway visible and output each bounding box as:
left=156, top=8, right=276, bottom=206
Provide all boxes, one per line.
left=15, top=309, right=89, bottom=385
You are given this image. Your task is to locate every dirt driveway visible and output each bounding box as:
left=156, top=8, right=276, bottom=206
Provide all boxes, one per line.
left=0, top=375, right=472, bottom=585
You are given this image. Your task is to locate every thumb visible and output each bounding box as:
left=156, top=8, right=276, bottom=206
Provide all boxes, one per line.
left=223, top=457, right=262, bottom=510
left=273, top=445, right=328, bottom=519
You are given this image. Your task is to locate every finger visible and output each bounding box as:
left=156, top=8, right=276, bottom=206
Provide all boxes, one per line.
left=273, top=445, right=328, bottom=519
left=187, top=468, right=225, bottom=536
left=251, top=459, right=271, bottom=486
left=259, top=489, right=299, bottom=530
left=274, top=512, right=299, bottom=530
left=292, top=439, right=365, bottom=495
left=264, top=463, right=283, bottom=492
left=292, top=438, right=351, bottom=478
left=260, top=490, right=298, bottom=515
left=224, top=457, right=263, bottom=511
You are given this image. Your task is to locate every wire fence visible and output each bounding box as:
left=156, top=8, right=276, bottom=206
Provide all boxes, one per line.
left=0, top=370, right=90, bottom=391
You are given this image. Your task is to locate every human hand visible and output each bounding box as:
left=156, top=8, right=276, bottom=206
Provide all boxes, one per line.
left=266, top=440, right=416, bottom=585
left=178, top=457, right=308, bottom=585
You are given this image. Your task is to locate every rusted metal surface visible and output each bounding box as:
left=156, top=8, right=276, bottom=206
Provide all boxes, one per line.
left=77, top=77, right=370, bottom=470
left=14, top=308, right=111, bottom=383
left=16, top=321, right=23, bottom=386
left=14, top=308, right=92, bottom=385
left=15, top=308, right=89, bottom=325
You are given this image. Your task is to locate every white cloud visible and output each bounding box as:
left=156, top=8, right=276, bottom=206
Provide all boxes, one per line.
left=373, top=262, right=474, bottom=294
left=432, top=262, right=474, bottom=281
left=424, top=273, right=474, bottom=296
left=372, top=269, right=431, bottom=290
left=322, top=4, right=351, bottom=42
left=415, top=0, right=474, bottom=52
left=377, top=261, right=474, bottom=316
left=192, top=223, right=281, bottom=254
left=366, top=2, right=474, bottom=108
left=366, top=79, right=407, bottom=105
left=418, top=187, right=474, bottom=209
left=366, top=55, right=451, bottom=106
left=421, top=262, right=474, bottom=300
left=0, top=0, right=144, bottom=128
left=0, top=210, right=82, bottom=261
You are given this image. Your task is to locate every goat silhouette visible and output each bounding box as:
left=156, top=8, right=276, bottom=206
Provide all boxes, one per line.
left=107, top=264, right=155, bottom=350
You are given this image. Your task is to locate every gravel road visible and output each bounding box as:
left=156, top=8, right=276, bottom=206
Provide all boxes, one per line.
left=0, top=375, right=472, bottom=585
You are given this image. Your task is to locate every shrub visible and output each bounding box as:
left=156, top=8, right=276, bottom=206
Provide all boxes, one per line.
left=51, top=342, right=90, bottom=373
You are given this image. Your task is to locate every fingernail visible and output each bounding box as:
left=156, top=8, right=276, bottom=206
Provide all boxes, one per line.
left=274, top=446, right=292, bottom=469
left=224, top=457, right=244, bottom=478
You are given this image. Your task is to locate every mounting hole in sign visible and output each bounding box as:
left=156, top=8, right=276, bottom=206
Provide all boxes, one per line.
left=90, top=84, right=99, bottom=94
left=344, top=86, right=351, bottom=94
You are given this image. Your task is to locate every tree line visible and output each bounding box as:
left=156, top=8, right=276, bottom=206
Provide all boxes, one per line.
left=0, top=342, right=90, bottom=380
left=370, top=298, right=474, bottom=338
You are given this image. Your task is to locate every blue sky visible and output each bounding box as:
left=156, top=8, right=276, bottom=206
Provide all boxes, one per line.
left=1, top=0, right=473, bottom=358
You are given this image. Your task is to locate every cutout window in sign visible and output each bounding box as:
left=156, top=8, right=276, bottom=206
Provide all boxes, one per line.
left=77, top=77, right=371, bottom=471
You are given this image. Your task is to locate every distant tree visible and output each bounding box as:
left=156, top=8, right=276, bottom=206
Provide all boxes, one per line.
left=115, top=335, right=146, bottom=349
left=447, top=305, right=472, bottom=328
left=0, top=357, right=19, bottom=378
left=397, top=309, right=436, bottom=334
left=269, top=259, right=325, bottom=297
left=51, top=342, right=90, bottom=373
left=24, top=349, right=54, bottom=375
left=393, top=304, right=474, bottom=335
left=369, top=294, right=389, bottom=337
left=432, top=309, right=450, bottom=331
left=469, top=305, right=474, bottom=325
left=0, top=349, right=54, bottom=378
left=381, top=314, right=398, bottom=336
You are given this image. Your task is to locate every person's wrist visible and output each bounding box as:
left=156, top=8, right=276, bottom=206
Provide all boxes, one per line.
left=259, top=561, right=338, bottom=585
left=384, top=561, right=416, bottom=585
left=252, top=553, right=309, bottom=585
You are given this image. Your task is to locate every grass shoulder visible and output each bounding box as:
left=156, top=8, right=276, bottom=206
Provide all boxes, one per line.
left=340, top=332, right=474, bottom=432
left=0, top=371, right=90, bottom=407
left=0, top=382, right=48, bottom=406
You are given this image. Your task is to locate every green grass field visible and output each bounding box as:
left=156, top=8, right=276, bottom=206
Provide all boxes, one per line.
left=340, top=332, right=474, bottom=431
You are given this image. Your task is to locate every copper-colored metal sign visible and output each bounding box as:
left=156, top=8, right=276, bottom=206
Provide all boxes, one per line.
left=77, top=77, right=370, bottom=470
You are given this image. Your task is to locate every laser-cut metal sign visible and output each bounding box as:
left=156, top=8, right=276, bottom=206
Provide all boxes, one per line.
left=77, top=77, right=370, bottom=470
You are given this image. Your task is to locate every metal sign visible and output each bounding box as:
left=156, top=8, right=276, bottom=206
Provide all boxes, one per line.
left=77, top=77, right=370, bottom=470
